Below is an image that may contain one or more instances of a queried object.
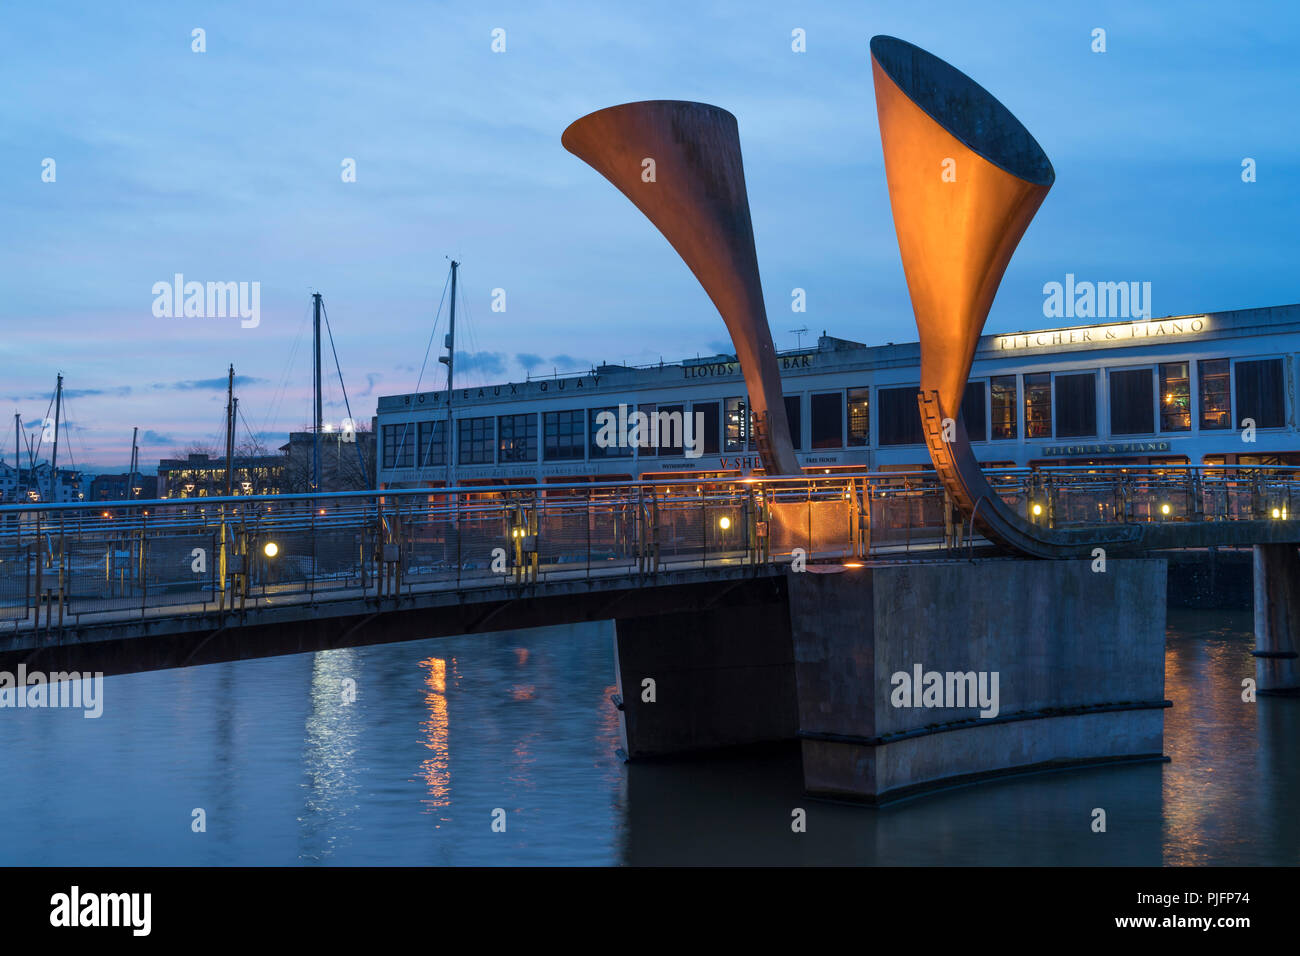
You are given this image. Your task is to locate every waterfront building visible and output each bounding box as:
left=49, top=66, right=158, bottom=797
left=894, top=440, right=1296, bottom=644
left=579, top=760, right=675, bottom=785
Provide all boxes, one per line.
left=156, top=452, right=286, bottom=498
left=374, top=304, right=1300, bottom=488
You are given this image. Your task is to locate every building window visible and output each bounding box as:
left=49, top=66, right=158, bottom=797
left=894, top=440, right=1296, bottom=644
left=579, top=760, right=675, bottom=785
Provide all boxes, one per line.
left=879, top=387, right=924, bottom=446
left=657, top=404, right=685, bottom=456
left=1199, top=359, right=1231, bottom=430
left=637, top=403, right=658, bottom=455
left=543, top=410, right=585, bottom=461
left=846, top=388, right=870, bottom=446
left=1024, top=373, right=1052, bottom=439
left=810, top=392, right=843, bottom=449
left=693, top=401, right=721, bottom=455
left=382, top=424, right=413, bottom=469
left=1235, top=358, right=1286, bottom=429
left=991, top=375, right=1017, bottom=440
left=1055, top=372, right=1097, bottom=438
left=1109, top=368, right=1154, bottom=436
left=418, top=419, right=447, bottom=467
left=724, top=397, right=750, bottom=452
left=962, top=382, right=987, bottom=442
left=589, top=406, right=633, bottom=459
left=498, top=414, right=537, bottom=462
left=1159, top=362, right=1191, bottom=432
left=783, top=396, right=802, bottom=450
left=457, top=416, right=495, bottom=465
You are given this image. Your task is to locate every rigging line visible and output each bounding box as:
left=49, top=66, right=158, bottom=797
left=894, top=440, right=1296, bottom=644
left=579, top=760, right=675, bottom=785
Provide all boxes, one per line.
left=455, top=266, right=480, bottom=388
left=397, top=266, right=451, bottom=477
left=264, top=298, right=312, bottom=436
left=319, top=298, right=371, bottom=485
left=30, top=390, right=55, bottom=463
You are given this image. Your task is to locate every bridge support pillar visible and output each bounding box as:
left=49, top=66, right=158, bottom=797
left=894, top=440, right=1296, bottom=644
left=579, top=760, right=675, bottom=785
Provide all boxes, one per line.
left=788, top=559, right=1168, bottom=804
left=1252, top=544, right=1300, bottom=693
left=612, top=596, right=798, bottom=759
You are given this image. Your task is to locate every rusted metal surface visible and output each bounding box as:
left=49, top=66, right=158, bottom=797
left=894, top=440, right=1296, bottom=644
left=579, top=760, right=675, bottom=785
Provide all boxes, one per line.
left=870, top=36, right=1142, bottom=557
left=562, top=100, right=800, bottom=475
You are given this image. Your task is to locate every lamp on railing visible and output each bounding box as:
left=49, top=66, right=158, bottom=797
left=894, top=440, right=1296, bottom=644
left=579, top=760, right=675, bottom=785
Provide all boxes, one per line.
left=263, top=541, right=279, bottom=558
left=718, top=516, right=732, bottom=531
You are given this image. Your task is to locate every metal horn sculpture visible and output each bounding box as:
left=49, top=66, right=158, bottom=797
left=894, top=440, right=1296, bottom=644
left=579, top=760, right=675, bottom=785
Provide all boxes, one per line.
left=870, top=35, right=1139, bottom=557
left=563, top=101, right=801, bottom=475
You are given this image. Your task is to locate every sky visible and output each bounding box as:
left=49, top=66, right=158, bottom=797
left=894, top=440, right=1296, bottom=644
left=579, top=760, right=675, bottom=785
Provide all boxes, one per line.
left=1, top=0, right=1296, bottom=469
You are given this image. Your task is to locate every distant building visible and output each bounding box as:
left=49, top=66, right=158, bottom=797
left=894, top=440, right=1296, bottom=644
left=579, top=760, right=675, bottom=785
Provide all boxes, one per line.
left=156, top=453, right=286, bottom=498
left=279, top=428, right=376, bottom=492
left=90, top=472, right=159, bottom=501
left=10, top=463, right=84, bottom=503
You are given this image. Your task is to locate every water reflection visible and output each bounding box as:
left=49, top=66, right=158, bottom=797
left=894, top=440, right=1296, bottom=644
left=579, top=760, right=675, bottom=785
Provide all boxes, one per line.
left=417, top=657, right=450, bottom=816
left=299, top=648, right=362, bottom=862
left=0, top=611, right=1296, bottom=865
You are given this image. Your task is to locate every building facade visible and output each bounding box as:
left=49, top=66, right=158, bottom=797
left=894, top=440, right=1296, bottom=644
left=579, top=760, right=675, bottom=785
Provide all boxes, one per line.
left=374, top=304, right=1300, bottom=488
left=156, top=453, right=286, bottom=498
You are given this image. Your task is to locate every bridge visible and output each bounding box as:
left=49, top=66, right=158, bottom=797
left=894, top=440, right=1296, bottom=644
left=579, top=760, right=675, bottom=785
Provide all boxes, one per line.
left=2, top=465, right=1298, bottom=663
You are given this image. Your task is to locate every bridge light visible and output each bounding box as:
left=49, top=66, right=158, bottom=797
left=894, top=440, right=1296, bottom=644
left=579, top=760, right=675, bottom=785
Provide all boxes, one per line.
left=843, top=562, right=864, bottom=569
left=1031, top=503, right=1043, bottom=517
left=1161, top=503, right=1171, bottom=516
left=1272, top=507, right=1281, bottom=519
left=718, top=516, right=732, bottom=531
left=263, top=541, right=279, bottom=558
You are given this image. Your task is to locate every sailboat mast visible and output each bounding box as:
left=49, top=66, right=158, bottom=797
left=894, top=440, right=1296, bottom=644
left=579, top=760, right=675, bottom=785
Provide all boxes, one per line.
left=13, top=413, right=20, bottom=500
left=48, top=373, right=62, bottom=502
left=313, top=292, right=323, bottom=493
left=224, top=364, right=235, bottom=497
left=445, top=261, right=458, bottom=488
left=128, top=426, right=139, bottom=499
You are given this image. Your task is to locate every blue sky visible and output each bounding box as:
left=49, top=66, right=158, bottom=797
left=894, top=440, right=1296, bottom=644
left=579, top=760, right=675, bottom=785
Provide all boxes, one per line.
left=1, top=0, right=1296, bottom=467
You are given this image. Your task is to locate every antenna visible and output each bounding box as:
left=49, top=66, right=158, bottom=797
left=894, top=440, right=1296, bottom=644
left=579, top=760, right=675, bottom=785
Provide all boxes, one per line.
left=789, top=326, right=809, bottom=350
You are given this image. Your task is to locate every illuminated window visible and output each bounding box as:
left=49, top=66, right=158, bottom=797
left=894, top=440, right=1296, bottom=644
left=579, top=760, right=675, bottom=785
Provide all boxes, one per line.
left=497, top=414, right=537, bottom=462
left=1024, top=373, right=1051, bottom=439
left=724, top=397, right=749, bottom=452
left=1198, top=359, right=1231, bottom=430
left=846, top=388, right=870, bottom=447
left=1159, top=362, right=1191, bottom=432
left=991, top=376, right=1017, bottom=440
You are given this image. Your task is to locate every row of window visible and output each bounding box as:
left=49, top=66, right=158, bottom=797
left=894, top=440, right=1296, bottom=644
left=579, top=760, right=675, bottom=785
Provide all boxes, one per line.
left=379, top=358, right=1288, bottom=467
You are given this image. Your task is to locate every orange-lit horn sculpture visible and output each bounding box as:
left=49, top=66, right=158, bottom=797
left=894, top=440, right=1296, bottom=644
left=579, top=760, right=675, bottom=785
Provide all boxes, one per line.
left=563, top=101, right=800, bottom=475
left=871, top=36, right=1138, bottom=557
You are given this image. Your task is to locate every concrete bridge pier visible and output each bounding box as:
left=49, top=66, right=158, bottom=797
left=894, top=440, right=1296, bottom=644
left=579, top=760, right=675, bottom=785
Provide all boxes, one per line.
left=1252, top=544, right=1300, bottom=693
left=787, top=559, right=1169, bottom=804
left=612, top=592, right=798, bottom=759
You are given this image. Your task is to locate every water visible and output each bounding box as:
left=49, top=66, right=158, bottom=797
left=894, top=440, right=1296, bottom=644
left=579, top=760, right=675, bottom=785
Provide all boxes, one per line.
left=1, top=610, right=1297, bottom=865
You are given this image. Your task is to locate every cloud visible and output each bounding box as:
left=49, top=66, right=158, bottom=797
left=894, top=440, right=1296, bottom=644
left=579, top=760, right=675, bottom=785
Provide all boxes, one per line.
left=515, top=352, right=544, bottom=373
left=453, top=351, right=505, bottom=376
left=153, top=375, right=267, bottom=391
left=357, top=372, right=382, bottom=397
left=140, top=429, right=174, bottom=444
left=549, top=354, right=590, bottom=370
left=707, top=340, right=735, bottom=356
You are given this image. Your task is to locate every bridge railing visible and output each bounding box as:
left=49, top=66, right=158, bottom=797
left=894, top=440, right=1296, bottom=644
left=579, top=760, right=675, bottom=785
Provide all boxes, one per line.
left=2, top=464, right=1298, bottom=632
